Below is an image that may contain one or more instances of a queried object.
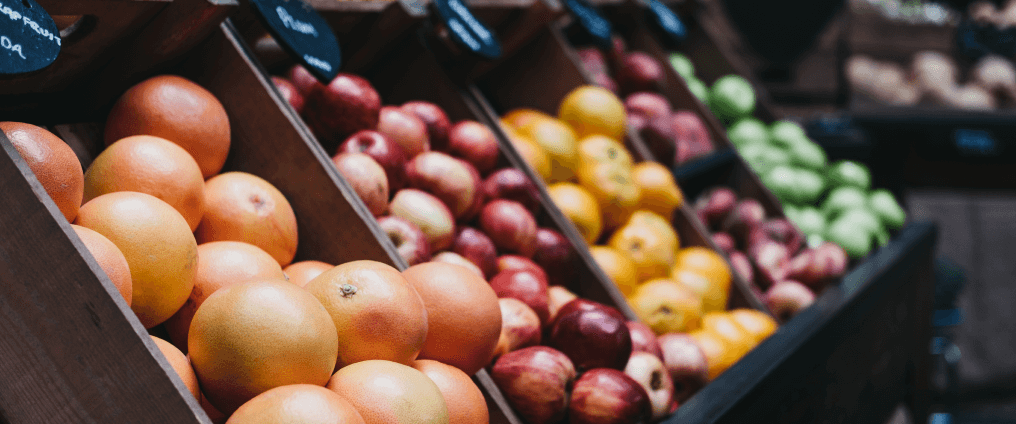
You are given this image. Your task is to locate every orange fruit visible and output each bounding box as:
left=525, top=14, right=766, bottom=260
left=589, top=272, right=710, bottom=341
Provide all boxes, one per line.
left=189, top=279, right=338, bottom=414
left=689, top=329, right=739, bottom=380
left=503, top=108, right=554, bottom=129
left=75, top=192, right=197, bottom=328
left=305, top=260, right=429, bottom=368
left=327, top=360, right=450, bottom=424
left=84, top=135, right=205, bottom=231
left=558, top=85, right=627, bottom=140
left=0, top=122, right=83, bottom=222
left=609, top=211, right=679, bottom=281
left=413, top=360, right=489, bottom=424
left=588, top=246, right=639, bottom=297
left=729, top=309, right=778, bottom=345
left=516, top=118, right=579, bottom=183
left=163, top=241, right=285, bottom=349
left=576, top=162, right=640, bottom=231
left=632, top=162, right=684, bottom=220
left=673, top=247, right=731, bottom=312
left=701, top=312, right=755, bottom=358
left=671, top=268, right=728, bottom=314
left=403, top=262, right=501, bottom=375
left=576, top=134, right=633, bottom=171
left=505, top=130, right=552, bottom=182
left=283, top=260, right=333, bottom=288
left=151, top=335, right=199, bottom=399
left=547, top=182, right=602, bottom=244
left=628, top=278, right=702, bottom=334
left=104, top=75, right=231, bottom=178
left=71, top=224, right=132, bottom=306
left=196, top=172, right=299, bottom=267
left=226, top=384, right=366, bottom=424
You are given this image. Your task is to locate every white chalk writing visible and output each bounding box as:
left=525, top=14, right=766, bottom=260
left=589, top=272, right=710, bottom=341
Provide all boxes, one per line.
left=276, top=6, right=317, bottom=37
left=0, top=1, right=60, bottom=46
left=303, top=54, right=331, bottom=72
left=1, top=35, right=25, bottom=59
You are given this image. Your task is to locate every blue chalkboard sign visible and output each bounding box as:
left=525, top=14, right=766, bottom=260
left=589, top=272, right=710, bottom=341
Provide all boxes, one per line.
left=564, top=0, right=612, bottom=50
left=249, top=0, right=341, bottom=83
left=645, top=0, right=686, bottom=47
left=432, top=0, right=501, bottom=60
left=0, top=0, right=61, bottom=75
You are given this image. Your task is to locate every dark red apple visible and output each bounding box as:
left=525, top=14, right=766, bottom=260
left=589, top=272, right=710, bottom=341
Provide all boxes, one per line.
left=695, top=187, right=738, bottom=230
left=815, top=242, right=848, bottom=280
left=625, top=352, right=676, bottom=420
left=388, top=189, right=455, bottom=252
left=657, top=333, right=709, bottom=404
left=377, top=106, right=429, bottom=158
left=722, top=199, right=766, bottom=242
left=498, top=255, right=548, bottom=283
left=765, top=280, right=815, bottom=322
left=338, top=130, right=408, bottom=191
left=377, top=215, right=431, bottom=266
left=728, top=251, right=754, bottom=283
left=625, top=92, right=672, bottom=122
left=287, top=64, right=319, bottom=95
left=712, top=232, right=736, bottom=254
left=271, top=76, right=305, bottom=114
left=480, top=200, right=538, bottom=257
left=405, top=152, right=481, bottom=219
left=451, top=227, right=498, bottom=278
left=672, top=110, right=714, bottom=163
left=494, top=298, right=542, bottom=359
left=547, top=285, right=578, bottom=325
left=303, top=73, right=381, bottom=147
left=447, top=121, right=500, bottom=174
left=491, top=346, right=576, bottom=424
left=569, top=368, right=652, bottom=424
left=640, top=114, right=678, bottom=166
left=547, top=304, right=632, bottom=371
left=749, top=240, right=790, bottom=288
left=786, top=242, right=848, bottom=292
left=554, top=298, right=627, bottom=324
left=401, top=101, right=451, bottom=150
left=627, top=321, right=663, bottom=360
left=754, top=218, right=804, bottom=255
left=532, top=228, right=575, bottom=287
left=331, top=152, right=389, bottom=216
left=481, top=168, right=541, bottom=214
left=490, top=269, right=550, bottom=325
left=618, top=51, right=665, bottom=94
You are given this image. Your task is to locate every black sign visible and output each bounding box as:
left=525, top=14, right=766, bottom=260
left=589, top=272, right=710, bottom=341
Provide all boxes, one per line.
left=432, top=0, right=501, bottom=60
left=249, top=0, right=340, bottom=83
left=0, top=0, right=60, bottom=75
left=645, top=0, right=686, bottom=48
left=564, top=0, right=612, bottom=51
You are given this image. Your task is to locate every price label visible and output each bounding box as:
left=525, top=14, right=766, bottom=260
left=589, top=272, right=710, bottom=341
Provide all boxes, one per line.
left=0, top=0, right=60, bottom=75
left=645, top=0, right=686, bottom=47
left=564, top=0, right=612, bottom=51
left=432, top=0, right=501, bottom=60
left=249, top=0, right=341, bottom=83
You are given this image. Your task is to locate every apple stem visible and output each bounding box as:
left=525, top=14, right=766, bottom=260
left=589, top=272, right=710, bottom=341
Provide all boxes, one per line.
left=651, top=370, right=663, bottom=391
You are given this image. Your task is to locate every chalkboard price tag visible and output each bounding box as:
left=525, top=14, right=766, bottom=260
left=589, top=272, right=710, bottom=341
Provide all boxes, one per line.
left=564, top=0, right=612, bottom=51
left=953, top=128, right=999, bottom=156
left=0, top=0, right=61, bottom=75
left=645, top=0, right=686, bottom=48
left=249, top=0, right=340, bottom=83
left=432, top=0, right=501, bottom=60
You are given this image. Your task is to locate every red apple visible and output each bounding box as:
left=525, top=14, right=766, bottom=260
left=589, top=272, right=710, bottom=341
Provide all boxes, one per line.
left=657, top=333, right=709, bottom=404
left=577, top=48, right=607, bottom=75
left=451, top=227, right=498, bottom=278
left=755, top=218, right=804, bottom=255
left=431, top=251, right=485, bottom=278
left=722, top=199, right=766, bottom=242
left=547, top=303, right=632, bottom=371
left=695, top=187, right=738, bottom=230
left=377, top=105, right=429, bottom=158
left=815, top=242, right=848, bottom=280
left=377, top=215, right=431, bottom=266
left=547, top=285, right=578, bottom=324
left=405, top=152, right=481, bottom=219
left=491, top=346, right=576, bottom=424
left=497, top=255, right=548, bottom=283
left=490, top=269, right=550, bottom=325
left=765, top=280, right=815, bottom=322
left=786, top=242, right=848, bottom=293
left=569, top=368, right=652, bottom=424
left=618, top=51, right=665, bottom=94
left=401, top=101, right=451, bottom=150
left=494, top=298, right=542, bottom=359
left=673, top=110, right=714, bottom=163
left=447, top=121, right=500, bottom=174
left=728, top=250, right=754, bottom=283
left=554, top=298, right=627, bottom=324
left=712, top=232, right=736, bottom=254
left=641, top=114, right=678, bottom=167
left=627, top=321, right=663, bottom=360
left=337, top=130, right=408, bottom=191
left=271, top=76, right=305, bottom=114
left=749, top=240, right=790, bottom=288
left=480, top=200, right=538, bottom=257
left=303, top=73, right=381, bottom=147
left=389, top=189, right=455, bottom=251
left=592, top=73, right=619, bottom=94
left=625, top=92, right=672, bottom=122
left=532, top=228, right=575, bottom=287
left=625, top=352, right=676, bottom=420
left=287, top=64, right=319, bottom=95
left=331, top=152, right=389, bottom=216
left=481, top=168, right=541, bottom=214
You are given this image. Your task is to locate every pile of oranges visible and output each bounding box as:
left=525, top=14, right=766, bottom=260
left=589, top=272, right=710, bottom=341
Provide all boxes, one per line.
left=3, top=75, right=499, bottom=424
left=499, top=85, right=778, bottom=381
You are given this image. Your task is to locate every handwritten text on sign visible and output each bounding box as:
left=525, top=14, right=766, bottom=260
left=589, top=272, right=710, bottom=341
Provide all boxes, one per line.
left=276, top=6, right=317, bottom=37
left=1, top=34, right=24, bottom=58
left=0, top=1, right=60, bottom=47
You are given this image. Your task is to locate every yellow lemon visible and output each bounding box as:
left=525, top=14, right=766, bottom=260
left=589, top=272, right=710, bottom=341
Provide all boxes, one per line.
left=503, top=108, right=554, bottom=129
left=628, top=278, right=702, bottom=335
left=547, top=183, right=602, bottom=244
left=576, top=135, right=634, bottom=171
left=632, top=162, right=684, bottom=220
left=701, top=312, right=755, bottom=359
left=689, top=329, right=738, bottom=380
left=576, top=163, right=641, bottom=232
left=517, top=118, right=579, bottom=183
left=729, top=309, right=778, bottom=345
left=672, top=268, right=729, bottom=313
left=558, top=85, right=627, bottom=140
left=609, top=211, right=680, bottom=281
left=589, top=245, right=640, bottom=297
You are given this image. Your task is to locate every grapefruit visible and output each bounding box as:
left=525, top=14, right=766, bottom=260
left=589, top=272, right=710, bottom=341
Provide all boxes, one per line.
left=196, top=172, right=299, bottom=267
left=163, top=241, right=285, bottom=350
left=71, top=224, right=132, bottom=306
left=403, top=262, right=502, bottom=375
left=557, top=86, right=627, bottom=140
left=0, top=122, right=83, bottom=222
left=104, top=75, right=231, bottom=178
left=304, top=260, right=429, bottom=368
left=327, top=360, right=450, bottom=424
left=283, top=260, right=333, bottom=288
left=226, top=384, right=366, bottom=424
left=412, top=360, right=488, bottom=424
left=151, top=336, right=199, bottom=400
left=83, top=135, right=205, bottom=231
left=75, top=192, right=197, bottom=328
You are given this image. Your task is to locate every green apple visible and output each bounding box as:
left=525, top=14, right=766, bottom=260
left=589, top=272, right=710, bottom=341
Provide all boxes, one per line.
left=874, top=227, right=890, bottom=247
left=763, top=165, right=803, bottom=204
left=769, top=120, right=809, bottom=149
left=708, top=75, right=756, bottom=123
left=868, top=189, right=906, bottom=230
left=783, top=204, right=801, bottom=223
left=826, top=216, right=873, bottom=258
left=727, top=118, right=769, bottom=147
left=828, top=160, right=872, bottom=190
left=806, top=233, right=826, bottom=249
left=669, top=53, right=695, bottom=81
left=687, top=77, right=709, bottom=104
left=793, top=206, right=827, bottom=236
left=838, top=208, right=883, bottom=235
left=796, top=168, right=826, bottom=204
left=822, top=186, right=868, bottom=219
left=789, top=139, right=828, bottom=170
left=745, top=146, right=791, bottom=176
